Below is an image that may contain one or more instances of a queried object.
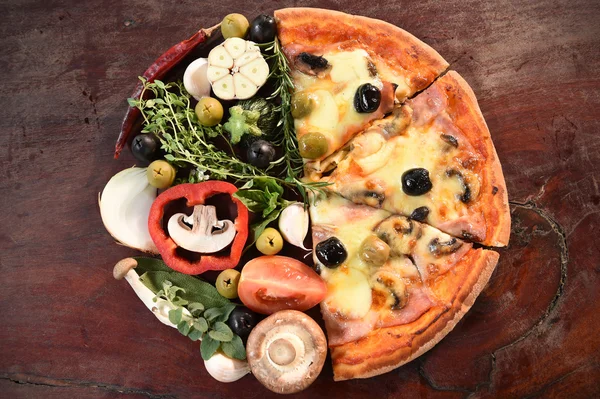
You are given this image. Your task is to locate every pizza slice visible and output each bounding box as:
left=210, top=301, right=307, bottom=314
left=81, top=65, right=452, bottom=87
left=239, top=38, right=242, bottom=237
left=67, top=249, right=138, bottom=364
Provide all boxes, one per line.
left=274, top=8, right=449, bottom=166
left=309, top=193, right=499, bottom=380
left=309, top=71, right=510, bottom=246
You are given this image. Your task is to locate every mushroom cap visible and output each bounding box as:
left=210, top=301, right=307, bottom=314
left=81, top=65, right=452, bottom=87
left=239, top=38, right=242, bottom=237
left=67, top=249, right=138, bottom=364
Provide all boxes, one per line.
left=113, top=257, right=138, bottom=280
left=246, top=310, right=327, bottom=394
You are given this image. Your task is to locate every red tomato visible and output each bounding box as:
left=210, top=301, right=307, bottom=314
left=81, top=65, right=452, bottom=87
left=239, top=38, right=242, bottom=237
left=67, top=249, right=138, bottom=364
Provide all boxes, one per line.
left=238, top=255, right=327, bottom=315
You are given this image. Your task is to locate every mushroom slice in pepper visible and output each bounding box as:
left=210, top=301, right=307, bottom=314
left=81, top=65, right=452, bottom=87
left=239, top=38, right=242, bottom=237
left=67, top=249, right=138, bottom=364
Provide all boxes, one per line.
left=246, top=310, right=327, bottom=394
left=167, top=205, right=236, bottom=253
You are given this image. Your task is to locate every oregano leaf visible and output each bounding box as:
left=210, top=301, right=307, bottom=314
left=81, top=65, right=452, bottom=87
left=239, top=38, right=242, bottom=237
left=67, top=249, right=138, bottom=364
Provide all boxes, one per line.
left=177, top=320, right=191, bottom=336
left=168, top=307, right=183, bottom=325
left=200, top=334, right=221, bottom=360
left=221, top=335, right=247, bottom=360
left=208, top=322, right=233, bottom=342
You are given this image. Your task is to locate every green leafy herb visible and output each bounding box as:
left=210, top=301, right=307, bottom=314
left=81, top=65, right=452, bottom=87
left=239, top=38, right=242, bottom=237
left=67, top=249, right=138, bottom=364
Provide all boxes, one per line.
left=223, top=105, right=262, bottom=144
left=150, top=280, right=246, bottom=361
left=233, top=177, right=295, bottom=245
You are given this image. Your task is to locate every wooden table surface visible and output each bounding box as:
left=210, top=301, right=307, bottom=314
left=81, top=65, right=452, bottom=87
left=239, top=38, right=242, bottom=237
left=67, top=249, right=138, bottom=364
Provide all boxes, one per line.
left=2, top=0, right=599, bottom=397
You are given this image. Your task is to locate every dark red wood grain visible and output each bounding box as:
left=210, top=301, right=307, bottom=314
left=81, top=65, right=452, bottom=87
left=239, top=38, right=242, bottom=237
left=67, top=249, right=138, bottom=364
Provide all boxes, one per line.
left=1, top=0, right=599, bottom=398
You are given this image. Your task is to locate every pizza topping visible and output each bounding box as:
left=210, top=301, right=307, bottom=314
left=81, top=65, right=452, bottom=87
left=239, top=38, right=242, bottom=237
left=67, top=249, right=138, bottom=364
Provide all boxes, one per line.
left=440, top=133, right=459, bottom=148
left=354, top=83, right=381, bottom=113
left=410, top=206, right=430, bottom=222
left=428, top=237, right=463, bottom=256
left=401, top=168, right=433, bottom=196
left=296, top=52, right=329, bottom=75
left=324, top=268, right=372, bottom=318
left=207, top=38, right=269, bottom=100
left=315, top=237, right=348, bottom=268
left=372, top=269, right=408, bottom=310
left=247, top=310, right=327, bottom=394
left=291, top=92, right=315, bottom=118
left=359, top=235, right=390, bottom=266
left=298, top=132, right=329, bottom=159
left=446, top=169, right=472, bottom=203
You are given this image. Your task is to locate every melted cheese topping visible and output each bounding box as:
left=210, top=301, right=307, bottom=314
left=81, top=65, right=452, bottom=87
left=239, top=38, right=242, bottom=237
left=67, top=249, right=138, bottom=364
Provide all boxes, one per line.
left=330, top=115, right=480, bottom=235
left=293, top=50, right=383, bottom=160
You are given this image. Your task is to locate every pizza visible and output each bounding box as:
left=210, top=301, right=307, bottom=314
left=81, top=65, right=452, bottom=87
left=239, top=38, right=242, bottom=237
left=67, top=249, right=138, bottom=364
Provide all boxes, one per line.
left=309, top=194, right=499, bottom=380
left=309, top=71, right=510, bottom=246
left=275, top=7, right=510, bottom=381
left=274, top=8, right=449, bottom=168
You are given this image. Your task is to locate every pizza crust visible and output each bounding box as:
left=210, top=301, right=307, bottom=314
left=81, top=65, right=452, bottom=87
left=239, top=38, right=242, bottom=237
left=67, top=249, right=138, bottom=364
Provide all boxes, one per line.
left=274, top=8, right=449, bottom=94
left=329, top=249, right=499, bottom=381
left=433, top=71, right=511, bottom=246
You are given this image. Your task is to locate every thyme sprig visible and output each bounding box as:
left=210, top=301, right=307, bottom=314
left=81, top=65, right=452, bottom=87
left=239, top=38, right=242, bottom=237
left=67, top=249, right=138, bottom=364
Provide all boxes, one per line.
left=128, top=77, right=328, bottom=204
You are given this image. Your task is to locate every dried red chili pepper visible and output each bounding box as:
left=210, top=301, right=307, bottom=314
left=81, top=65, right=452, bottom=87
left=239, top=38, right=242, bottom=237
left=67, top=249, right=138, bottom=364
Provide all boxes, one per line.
left=148, top=181, right=249, bottom=275
left=114, top=24, right=219, bottom=159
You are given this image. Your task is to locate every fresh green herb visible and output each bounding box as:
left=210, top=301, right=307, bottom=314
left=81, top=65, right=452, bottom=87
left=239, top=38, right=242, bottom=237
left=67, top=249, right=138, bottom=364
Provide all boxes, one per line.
left=128, top=78, right=328, bottom=205
left=258, top=38, right=303, bottom=181
left=223, top=105, right=262, bottom=145
left=233, top=177, right=295, bottom=245
left=152, top=280, right=245, bottom=360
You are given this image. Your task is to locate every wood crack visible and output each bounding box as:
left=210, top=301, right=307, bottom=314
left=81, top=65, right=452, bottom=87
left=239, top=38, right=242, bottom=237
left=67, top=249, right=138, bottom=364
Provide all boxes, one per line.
left=1, top=373, right=176, bottom=399
left=421, top=200, right=569, bottom=397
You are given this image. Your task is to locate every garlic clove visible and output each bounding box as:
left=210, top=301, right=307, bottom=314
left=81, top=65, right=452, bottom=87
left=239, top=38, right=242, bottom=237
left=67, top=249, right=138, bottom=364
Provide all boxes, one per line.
left=233, top=73, right=259, bottom=100
left=204, top=352, right=251, bottom=383
left=223, top=37, right=247, bottom=59
left=239, top=58, right=270, bottom=87
left=278, top=202, right=310, bottom=250
left=207, top=46, right=233, bottom=68
left=212, top=74, right=235, bottom=100
left=183, top=58, right=211, bottom=101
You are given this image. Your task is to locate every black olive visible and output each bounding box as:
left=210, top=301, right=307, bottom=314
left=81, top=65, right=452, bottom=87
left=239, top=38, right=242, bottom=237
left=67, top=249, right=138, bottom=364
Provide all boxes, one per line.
left=227, top=306, right=258, bottom=343
left=298, top=52, right=329, bottom=70
left=401, top=168, right=433, bottom=196
left=131, top=133, right=161, bottom=164
left=246, top=140, right=276, bottom=169
left=315, top=237, right=347, bottom=268
left=248, top=15, right=276, bottom=43
left=409, top=206, right=430, bottom=222
left=354, top=83, right=381, bottom=113
left=440, top=134, right=459, bottom=148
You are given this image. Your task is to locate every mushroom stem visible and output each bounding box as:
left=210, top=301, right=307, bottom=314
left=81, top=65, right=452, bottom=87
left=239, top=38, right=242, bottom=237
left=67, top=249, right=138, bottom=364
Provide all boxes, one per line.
left=268, top=338, right=297, bottom=366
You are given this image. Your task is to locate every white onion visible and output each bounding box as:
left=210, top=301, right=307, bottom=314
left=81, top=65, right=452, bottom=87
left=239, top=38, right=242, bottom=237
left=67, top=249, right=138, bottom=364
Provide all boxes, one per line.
left=99, top=167, right=158, bottom=253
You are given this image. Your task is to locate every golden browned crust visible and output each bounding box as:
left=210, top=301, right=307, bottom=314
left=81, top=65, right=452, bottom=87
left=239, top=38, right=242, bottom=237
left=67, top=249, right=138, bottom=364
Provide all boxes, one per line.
left=330, top=249, right=499, bottom=381
left=435, top=71, right=510, bottom=246
left=274, top=8, right=448, bottom=94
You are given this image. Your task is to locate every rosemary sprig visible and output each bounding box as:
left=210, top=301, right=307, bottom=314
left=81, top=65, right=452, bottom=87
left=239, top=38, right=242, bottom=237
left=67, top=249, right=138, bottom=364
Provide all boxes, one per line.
left=258, top=38, right=305, bottom=181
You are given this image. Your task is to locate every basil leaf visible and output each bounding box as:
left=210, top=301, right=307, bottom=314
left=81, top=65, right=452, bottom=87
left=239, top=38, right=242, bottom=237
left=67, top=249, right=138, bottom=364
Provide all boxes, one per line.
left=233, top=189, right=269, bottom=213
left=221, top=335, right=247, bottom=360
left=139, top=271, right=230, bottom=309
left=188, top=328, right=203, bottom=341
left=132, top=257, right=172, bottom=275
left=169, top=307, right=183, bottom=325
left=208, top=322, right=234, bottom=342
left=200, top=335, right=221, bottom=360
left=263, top=190, right=280, bottom=217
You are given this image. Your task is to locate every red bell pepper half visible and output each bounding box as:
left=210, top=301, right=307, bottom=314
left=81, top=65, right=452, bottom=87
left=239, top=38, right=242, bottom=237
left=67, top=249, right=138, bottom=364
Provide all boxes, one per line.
left=148, top=181, right=248, bottom=275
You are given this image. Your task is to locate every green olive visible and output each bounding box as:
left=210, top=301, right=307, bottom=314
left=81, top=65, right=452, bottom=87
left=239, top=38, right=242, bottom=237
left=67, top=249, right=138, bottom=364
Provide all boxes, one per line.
left=359, top=235, right=390, bottom=266
left=256, top=227, right=283, bottom=255
left=195, top=97, right=224, bottom=126
left=146, top=160, right=176, bottom=189
left=216, top=269, right=241, bottom=299
left=298, top=132, right=328, bottom=159
left=221, top=13, right=250, bottom=39
left=291, top=92, right=314, bottom=119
